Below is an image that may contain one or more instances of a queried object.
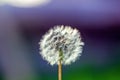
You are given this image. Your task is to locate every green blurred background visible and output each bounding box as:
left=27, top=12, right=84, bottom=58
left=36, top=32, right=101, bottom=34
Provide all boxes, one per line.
left=0, top=0, right=120, bottom=80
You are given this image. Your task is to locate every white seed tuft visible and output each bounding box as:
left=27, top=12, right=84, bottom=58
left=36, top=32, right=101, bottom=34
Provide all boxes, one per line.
left=39, top=25, right=84, bottom=65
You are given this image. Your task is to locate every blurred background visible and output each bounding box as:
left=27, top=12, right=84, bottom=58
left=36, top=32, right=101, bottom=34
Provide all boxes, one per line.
left=0, top=0, right=120, bottom=80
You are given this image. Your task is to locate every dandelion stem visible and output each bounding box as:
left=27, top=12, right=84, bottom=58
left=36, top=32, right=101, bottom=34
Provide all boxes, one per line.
left=58, top=59, right=62, bottom=80
left=58, top=49, right=63, bottom=80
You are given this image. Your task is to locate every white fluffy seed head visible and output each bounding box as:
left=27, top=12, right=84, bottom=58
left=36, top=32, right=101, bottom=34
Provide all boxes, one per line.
left=39, top=25, right=84, bottom=66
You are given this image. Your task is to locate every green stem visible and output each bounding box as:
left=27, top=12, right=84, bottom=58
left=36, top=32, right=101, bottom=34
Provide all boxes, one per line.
left=58, top=59, right=62, bottom=80
left=58, top=49, right=63, bottom=80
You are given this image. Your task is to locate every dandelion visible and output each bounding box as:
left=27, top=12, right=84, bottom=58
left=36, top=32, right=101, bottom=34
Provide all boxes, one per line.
left=39, top=25, right=84, bottom=80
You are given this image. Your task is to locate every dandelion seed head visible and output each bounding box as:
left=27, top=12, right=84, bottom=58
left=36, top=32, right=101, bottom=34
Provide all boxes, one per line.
left=39, top=25, right=84, bottom=65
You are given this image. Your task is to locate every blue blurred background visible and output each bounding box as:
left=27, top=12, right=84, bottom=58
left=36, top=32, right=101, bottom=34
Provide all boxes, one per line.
left=0, top=0, right=120, bottom=80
